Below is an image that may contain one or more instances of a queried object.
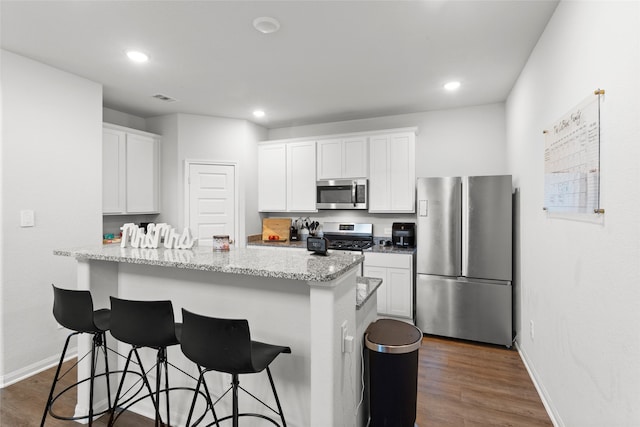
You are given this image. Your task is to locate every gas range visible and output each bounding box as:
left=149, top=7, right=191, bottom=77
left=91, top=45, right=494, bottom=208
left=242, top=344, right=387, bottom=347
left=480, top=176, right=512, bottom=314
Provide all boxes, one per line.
left=322, top=222, right=373, bottom=252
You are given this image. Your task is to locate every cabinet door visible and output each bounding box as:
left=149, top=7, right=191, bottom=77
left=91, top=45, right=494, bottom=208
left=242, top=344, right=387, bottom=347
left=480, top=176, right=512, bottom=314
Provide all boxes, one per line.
left=102, top=128, right=126, bottom=213
left=363, top=265, right=388, bottom=315
left=368, top=136, right=389, bottom=212
left=126, top=134, right=159, bottom=213
left=386, top=267, right=413, bottom=318
left=316, top=139, right=342, bottom=180
left=287, top=141, right=317, bottom=212
left=258, top=144, right=287, bottom=212
left=388, top=133, right=415, bottom=212
left=342, top=137, right=368, bottom=178
left=368, top=132, right=415, bottom=213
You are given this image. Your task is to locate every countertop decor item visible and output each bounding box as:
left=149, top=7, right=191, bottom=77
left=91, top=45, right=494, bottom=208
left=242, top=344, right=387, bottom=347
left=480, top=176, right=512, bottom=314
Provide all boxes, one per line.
left=307, top=237, right=328, bottom=256
left=262, top=218, right=292, bottom=242
left=212, top=235, right=230, bottom=251
left=120, top=223, right=195, bottom=249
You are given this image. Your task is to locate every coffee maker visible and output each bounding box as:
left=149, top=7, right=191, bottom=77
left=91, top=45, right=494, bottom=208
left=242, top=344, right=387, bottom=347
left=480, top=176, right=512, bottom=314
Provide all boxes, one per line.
left=391, top=222, right=416, bottom=248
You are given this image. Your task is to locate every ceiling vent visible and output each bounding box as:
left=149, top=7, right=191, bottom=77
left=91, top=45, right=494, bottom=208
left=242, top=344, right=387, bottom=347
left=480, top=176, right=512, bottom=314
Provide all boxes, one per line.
left=152, top=93, right=177, bottom=102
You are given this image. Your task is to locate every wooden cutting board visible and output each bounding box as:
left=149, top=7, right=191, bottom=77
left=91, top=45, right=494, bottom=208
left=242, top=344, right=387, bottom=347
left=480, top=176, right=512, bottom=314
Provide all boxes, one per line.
left=262, top=218, right=291, bottom=242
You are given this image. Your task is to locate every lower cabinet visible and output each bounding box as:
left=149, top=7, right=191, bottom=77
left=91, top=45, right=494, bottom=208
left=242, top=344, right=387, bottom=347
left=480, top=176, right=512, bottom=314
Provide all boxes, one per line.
left=363, top=252, right=414, bottom=321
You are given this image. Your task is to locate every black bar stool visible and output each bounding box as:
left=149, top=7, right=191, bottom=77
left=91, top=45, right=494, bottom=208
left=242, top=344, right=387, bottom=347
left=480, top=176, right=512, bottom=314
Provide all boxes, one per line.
left=107, top=297, right=182, bottom=426
left=41, top=285, right=113, bottom=426
left=180, top=308, right=291, bottom=427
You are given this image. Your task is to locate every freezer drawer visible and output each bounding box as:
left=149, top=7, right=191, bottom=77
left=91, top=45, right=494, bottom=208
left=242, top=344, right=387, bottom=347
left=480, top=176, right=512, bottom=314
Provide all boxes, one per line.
left=416, top=274, right=513, bottom=347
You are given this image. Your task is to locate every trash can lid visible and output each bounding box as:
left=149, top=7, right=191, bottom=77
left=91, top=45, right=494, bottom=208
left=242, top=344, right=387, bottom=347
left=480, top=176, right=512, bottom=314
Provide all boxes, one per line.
left=365, top=319, right=422, bottom=354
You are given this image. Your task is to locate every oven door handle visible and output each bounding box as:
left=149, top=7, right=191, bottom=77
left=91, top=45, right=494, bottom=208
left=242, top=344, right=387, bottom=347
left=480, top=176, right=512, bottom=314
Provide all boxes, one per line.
left=351, top=181, right=357, bottom=207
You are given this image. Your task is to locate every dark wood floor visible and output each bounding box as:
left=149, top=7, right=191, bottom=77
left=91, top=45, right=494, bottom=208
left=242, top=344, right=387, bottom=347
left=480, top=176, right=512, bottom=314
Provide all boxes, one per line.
left=1, top=335, right=552, bottom=426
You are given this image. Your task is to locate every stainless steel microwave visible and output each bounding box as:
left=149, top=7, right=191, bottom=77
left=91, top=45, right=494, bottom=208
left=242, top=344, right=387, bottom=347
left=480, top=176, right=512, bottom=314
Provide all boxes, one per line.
left=316, top=179, right=368, bottom=210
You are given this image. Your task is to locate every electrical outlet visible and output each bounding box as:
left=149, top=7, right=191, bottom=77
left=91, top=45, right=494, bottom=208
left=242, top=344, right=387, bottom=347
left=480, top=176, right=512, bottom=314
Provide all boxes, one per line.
left=341, top=321, right=347, bottom=353
left=530, top=320, right=535, bottom=340
left=384, top=227, right=392, bottom=235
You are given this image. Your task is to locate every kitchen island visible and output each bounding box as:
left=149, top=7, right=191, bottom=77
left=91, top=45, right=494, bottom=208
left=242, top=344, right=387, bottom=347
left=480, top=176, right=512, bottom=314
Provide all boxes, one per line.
left=55, top=244, right=374, bottom=427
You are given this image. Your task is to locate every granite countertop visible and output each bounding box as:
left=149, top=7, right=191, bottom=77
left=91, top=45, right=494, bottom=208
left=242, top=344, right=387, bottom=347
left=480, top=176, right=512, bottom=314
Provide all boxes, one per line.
left=55, top=244, right=363, bottom=283
left=366, top=244, right=416, bottom=254
left=356, top=276, right=383, bottom=309
left=249, top=239, right=307, bottom=249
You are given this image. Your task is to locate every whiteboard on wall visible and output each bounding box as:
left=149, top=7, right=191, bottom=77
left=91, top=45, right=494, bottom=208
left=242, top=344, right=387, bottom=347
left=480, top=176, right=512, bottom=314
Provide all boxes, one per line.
left=543, top=92, right=602, bottom=214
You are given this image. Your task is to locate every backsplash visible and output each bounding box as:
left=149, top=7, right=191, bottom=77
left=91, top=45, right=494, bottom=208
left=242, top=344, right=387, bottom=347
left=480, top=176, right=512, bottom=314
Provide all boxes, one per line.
left=261, top=210, right=416, bottom=239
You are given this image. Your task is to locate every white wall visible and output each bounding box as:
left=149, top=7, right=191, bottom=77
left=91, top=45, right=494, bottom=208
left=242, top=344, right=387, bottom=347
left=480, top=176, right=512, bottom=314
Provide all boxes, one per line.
left=147, top=113, right=266, bottom=244
left=506, top=2, right=640, bottom=426
left=266, top=103, right=508, bottom=237
left=0, top=50, right=103, bottom=385
left=103, top=107, right=147, bottom=132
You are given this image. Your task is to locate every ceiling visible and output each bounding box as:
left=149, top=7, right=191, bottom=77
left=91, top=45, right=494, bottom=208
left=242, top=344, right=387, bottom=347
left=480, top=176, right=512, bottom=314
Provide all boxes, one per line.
left=1, top=0, right=559, bottom=129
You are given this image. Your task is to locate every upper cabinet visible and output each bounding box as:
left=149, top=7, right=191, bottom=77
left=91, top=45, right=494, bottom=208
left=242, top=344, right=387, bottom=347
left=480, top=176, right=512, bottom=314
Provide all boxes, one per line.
left=102, top=124, right=160, bottom=215
left=259, top=128, right=416, bottom=213
left=317, top=137, right=368, bottom=180
left=258, top=143, right=287, bottom=211
left=369, top=131, right=416, bottom=213
left=258, top=140, right=317, bottom=213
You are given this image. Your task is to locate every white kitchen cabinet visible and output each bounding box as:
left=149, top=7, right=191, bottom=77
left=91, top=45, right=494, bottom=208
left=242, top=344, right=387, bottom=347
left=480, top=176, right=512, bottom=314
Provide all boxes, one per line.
left=369, top=132, right=416, bottom=213
left=363, top=252, right=414, bottom=321
left=287, top=141, right=317, bottom=211
left=317, top=137, right=368, bottom=180
left=103, top=124, right=160, bottom=214
left=258, top=143, right=287, bottom=212
left=258, top=140, right=317, bottom=212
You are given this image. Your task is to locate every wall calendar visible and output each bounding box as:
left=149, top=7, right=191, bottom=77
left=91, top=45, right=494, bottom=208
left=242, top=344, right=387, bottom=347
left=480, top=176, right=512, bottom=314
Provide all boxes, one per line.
left=543, top=89, right=604, bottom=214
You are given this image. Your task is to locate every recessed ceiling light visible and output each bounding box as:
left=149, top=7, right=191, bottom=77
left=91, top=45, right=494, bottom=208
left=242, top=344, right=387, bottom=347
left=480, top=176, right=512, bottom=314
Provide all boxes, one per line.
left=444, top=81, right=461, bottom=91
left=253, top=110, right=266, bottom=118
left=253, top=17, right=280, bottom=34
left=126, top=50, right=149, bottom=63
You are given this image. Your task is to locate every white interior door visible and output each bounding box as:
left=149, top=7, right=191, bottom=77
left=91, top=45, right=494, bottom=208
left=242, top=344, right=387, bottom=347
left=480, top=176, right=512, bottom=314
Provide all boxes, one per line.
left=187, top=163, right=236, bottom=247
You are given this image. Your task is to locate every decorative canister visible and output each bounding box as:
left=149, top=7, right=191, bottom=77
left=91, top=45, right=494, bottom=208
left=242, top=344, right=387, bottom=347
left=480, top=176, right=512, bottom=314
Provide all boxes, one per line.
left=212, top=235, right=230, bottom=251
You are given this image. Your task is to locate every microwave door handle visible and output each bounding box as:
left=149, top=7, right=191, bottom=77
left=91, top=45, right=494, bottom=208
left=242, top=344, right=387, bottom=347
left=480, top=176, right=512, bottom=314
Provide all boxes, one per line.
left=351, top=181, right=357, bottom=206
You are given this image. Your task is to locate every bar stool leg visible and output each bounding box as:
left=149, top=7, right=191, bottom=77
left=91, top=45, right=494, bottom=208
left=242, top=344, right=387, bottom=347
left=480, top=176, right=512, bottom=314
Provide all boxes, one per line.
left=41, top=333, right=75, bottom=427
left=109, top=348, right=158, bottom=426
left=185, top=373, right=203, bottom=426
left=200, top=375, right=220, bottom=426
left=154, top=353, right=161, bottom=427
left=231, top=374, right=240, bottom=427
left=108, top=349, right=133, bottom=426
left=162, top=349, right=171, bottom=426
left=101, top=332, right=113, bottom=413
left=266, top=367, right=287, bottom=427
left=89, top=336, right=96, bottom=426
left=128, top=348, right=160, bottom=426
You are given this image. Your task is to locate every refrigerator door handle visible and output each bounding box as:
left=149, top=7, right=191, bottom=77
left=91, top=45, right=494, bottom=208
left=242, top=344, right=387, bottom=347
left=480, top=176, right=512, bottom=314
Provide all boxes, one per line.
left=461, top=178, right=469, bottom=276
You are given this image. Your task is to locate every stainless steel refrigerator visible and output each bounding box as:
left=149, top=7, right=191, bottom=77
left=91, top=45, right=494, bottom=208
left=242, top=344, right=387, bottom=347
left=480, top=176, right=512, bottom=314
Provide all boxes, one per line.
left=416, top=175, right=513, bottom=347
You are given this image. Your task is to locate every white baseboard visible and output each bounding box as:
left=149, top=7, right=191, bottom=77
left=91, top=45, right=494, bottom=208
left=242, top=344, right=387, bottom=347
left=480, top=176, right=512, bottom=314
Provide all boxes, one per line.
left=0, top=347, right=78, bottom=388
left=515, top=341, right=563, bottom=427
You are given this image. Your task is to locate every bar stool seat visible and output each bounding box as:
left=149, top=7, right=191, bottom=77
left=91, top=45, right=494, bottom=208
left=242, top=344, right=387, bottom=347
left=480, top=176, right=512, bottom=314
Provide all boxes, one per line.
left=107, top=297, right=183, bottom=426
left=41, top=285, right=113, bottom=426
left=180, top=308, right=291, bottom=427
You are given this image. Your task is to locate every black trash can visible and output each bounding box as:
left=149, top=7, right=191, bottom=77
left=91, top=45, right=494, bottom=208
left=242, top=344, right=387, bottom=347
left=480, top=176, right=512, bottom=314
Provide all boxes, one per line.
left=365, top=318, right=422, bottom=427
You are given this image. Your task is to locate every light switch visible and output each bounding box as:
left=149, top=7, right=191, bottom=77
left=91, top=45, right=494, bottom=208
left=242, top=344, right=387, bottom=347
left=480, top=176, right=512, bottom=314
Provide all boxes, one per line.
left=20, top=210, right=35, bottom=227
left=419, top=200, right=428, bottom=217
